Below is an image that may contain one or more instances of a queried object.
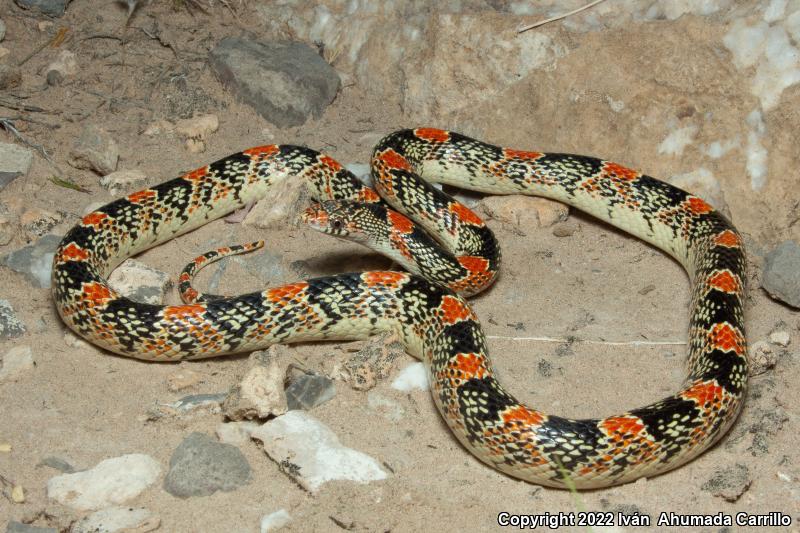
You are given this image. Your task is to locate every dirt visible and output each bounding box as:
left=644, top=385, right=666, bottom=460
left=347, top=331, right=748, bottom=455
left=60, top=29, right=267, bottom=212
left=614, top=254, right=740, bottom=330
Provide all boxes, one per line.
left=1, top=1, right=799, bottom=532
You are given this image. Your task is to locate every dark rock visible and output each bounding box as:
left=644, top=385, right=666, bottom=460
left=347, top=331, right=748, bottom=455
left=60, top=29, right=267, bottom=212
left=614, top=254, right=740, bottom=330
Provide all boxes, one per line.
left=702, top=463, right=751, bottom=502
left=762, top=240, right=800, bottom=308
left=286, top=372, right=336, bottom=410
left=13, top=0, right=70, bottom=17
left=163, top=433, right=251, bottom=498
left=209, top=38, right=340, bottom=128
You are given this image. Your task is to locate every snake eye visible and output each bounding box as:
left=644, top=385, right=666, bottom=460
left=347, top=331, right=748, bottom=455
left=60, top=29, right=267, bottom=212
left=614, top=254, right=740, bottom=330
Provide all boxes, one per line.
left=332, top=219, right=343, bottom=231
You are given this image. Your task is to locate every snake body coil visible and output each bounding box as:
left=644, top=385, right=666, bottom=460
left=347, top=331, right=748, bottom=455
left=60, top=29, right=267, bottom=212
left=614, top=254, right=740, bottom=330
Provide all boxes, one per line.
left=52, top=128, right=747, bottom=488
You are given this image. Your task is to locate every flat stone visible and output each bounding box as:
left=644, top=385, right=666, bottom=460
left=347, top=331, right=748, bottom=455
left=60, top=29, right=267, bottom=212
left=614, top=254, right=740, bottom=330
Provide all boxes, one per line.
left=285, top=372, right=336, bottom=410
left=108, top=259, right=171, bottom=304
left=100, top=170, right=148, bottom=196
left=0, top=299, right=26, bottom=339
left=163, top=432, right=251, bottom=498
left=0, top=143, right=33, bottom=191
left=769, top=330, right=790, bottom=346
left=702, top=463, right=752, bottom=502
left=13, top=0, right=70, bottom=17
left=68, top=125, right=119, bottom=175
left=0, top=345, right=35, bottom=382
left=209, top=38, right=340, bottom=128
left=762, top=241, right=800, bottom=308
left=47, top=454, right=161, bottom=511
left=72, top=506, right=159, bottom=533
left=251, top=410, right=386, bottom=493
left=6, top=522, right=56, bottom=533
left=1, top=234, right=61, bottom=288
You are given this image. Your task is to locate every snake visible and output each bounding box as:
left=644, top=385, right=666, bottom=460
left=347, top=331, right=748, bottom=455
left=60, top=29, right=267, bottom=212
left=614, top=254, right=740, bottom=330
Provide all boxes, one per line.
left=52, top=128, right=747, bottom=489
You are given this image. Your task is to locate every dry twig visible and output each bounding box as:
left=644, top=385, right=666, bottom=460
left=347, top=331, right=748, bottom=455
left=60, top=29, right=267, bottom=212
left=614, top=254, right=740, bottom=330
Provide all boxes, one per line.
left=517, top=0, right=607, bottom=33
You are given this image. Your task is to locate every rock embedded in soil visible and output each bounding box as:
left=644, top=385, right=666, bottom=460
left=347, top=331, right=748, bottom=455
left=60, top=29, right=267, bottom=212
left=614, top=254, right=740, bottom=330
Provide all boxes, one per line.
left=0, top=143, right=34, bottom=191
left=209, top=38, right=341, bottom=128
left=163, top=432, right=251, bottom=498
left=68, top=125, right=119, bottom=175
left=6, top=522, right=57, bottom=533
left=762, top=240, right=800, bottom=308
left=13, top=0, right=70, bottom=17
left=285, top=372, right=336, bottom=410
left=0, top=345, right=35, bottom=381
left=251, top=410, right=387, bottom=493
left=702, top=463, right=752, bottom=502
left=1, top=233, right=61, bottom=288
left=71, top=506, right=159, bottom=533
left=0, top=299, right=26, bottom=339
left=769, top=330, right=790, bottom=346
left=46, top=453, right=161, bottom=511
left=99, top=169, right=148, bottom=196
left=107, top=259, right=171, bottom=304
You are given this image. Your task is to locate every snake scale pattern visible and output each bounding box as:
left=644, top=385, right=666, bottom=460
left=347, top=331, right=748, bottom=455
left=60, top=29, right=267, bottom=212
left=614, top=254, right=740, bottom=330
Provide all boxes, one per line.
left=52, top=128, right=747, bottom=488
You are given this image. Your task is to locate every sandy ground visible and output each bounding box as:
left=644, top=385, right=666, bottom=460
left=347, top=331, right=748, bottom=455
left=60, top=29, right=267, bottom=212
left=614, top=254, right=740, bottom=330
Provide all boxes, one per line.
left=1, top=1, right=799, bottom=532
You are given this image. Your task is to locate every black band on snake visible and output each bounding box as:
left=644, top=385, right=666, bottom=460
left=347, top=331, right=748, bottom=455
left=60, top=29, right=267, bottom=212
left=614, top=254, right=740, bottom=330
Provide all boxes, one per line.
left=52, top=128, right=747, bottom=489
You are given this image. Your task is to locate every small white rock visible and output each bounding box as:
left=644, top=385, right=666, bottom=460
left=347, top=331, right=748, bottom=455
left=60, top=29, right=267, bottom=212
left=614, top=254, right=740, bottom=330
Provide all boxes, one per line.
left=260, top=509, right=291, bottom=532
left=0, top=345, right=34, bottom=381
left=72, top=506, right=160, bottom=533
left=100, top=169, right=148, bottom=196
left=45, top=50, right=78, bottom=78
left=251, top=411, right=387, bottom=493
left=391, top=362, right=428, bottom=392
left=769, top=330, right=790, bottom=346
left=47, top=453, right=161, bottom=511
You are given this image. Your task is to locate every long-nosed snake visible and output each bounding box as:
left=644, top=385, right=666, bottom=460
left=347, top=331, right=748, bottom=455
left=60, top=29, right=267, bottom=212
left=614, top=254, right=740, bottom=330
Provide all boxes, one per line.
left=52, top=128, right=747, bottom=489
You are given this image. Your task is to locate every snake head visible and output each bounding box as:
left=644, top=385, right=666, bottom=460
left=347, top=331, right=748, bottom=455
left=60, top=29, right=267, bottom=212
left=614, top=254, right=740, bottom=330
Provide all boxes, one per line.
left=302, top=200, right=371, bottom=242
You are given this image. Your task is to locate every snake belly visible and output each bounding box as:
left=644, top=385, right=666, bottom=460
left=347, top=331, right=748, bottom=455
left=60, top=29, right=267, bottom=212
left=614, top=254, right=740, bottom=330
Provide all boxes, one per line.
left=52, top=129, right=747, bottom=489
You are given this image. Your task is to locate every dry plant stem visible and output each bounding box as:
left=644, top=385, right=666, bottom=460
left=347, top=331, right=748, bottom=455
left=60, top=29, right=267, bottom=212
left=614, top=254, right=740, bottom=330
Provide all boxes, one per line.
left=517, top=0, right=607, bottom=33
left=486, top=335, right=686, bottom=346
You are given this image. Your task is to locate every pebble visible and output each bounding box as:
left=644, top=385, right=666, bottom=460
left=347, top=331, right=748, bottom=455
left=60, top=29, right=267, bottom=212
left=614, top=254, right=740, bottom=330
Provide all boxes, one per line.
left=749, top=340, right=778, bottom=375
left=552, top=220, right=579, bottom=237
left=1, top=233, right=61, bottom=288
left=14, top=0, right=70, bottom=17
left=0, top=143, right=34, bottom=192
left=175, top=114, right=219, bottom=153
left=242, top=175, right=308, bottom=230
left=166, top=368, right=204, bottom=391
left=0, top=18, right=5, bottom=42
left=479, top=195, right=568, bottom=229
left=209, top=38, right=340, bottom=128
left=222, top=346, right=289, bottom=420
left=762, top=240, right=800, bottom=308
left=68, top=124, right=120, bottom=175
left=72, top=506, right=160, bottom=533
left=99, top=169, right=148, bottom=196
left=260, top=509, right=292, bottom=532
left=6, top=522, right=56, bottom=533
left=0, top=299, right=26, bottom=339
left=107, top=259, right=171, bottom=305
left=702, top=463, right=752, bottom=502
left=0, top=345, right=34, bottom=381
left=38, top=455, right=76, bottom=473
left=390, top=362, right=429, bottom=392
left=251, top=410, right=387, bottom=493
left=47, top=453, right=161, bottom=511
left=216, top=421, right=260, bottom=445
left=769, top=330, right=790, bottom=346
left=285, top=372, right=336, bottom=410
left=163, top=433, right=251, bottom=498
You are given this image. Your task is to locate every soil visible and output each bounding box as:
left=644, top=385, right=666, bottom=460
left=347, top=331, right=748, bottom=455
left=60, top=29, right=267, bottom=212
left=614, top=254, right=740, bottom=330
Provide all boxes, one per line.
left=1, top=1, right=798, bottom=532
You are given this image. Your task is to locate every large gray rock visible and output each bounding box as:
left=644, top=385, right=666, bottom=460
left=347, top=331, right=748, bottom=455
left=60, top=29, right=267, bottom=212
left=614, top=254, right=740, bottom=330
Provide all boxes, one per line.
left=209, top=38, right=340, bottom=128
left=762, top=240, right=800, bottom=308
left=13, top=0, right=69, bottom=17
left=1, top=234, right=61, bottom=288
left=163, top=433, right=251, bottom=498
left=0, top=143, right=33, bottom=191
